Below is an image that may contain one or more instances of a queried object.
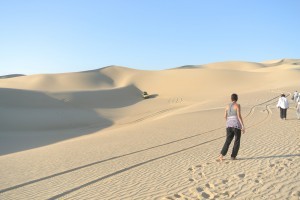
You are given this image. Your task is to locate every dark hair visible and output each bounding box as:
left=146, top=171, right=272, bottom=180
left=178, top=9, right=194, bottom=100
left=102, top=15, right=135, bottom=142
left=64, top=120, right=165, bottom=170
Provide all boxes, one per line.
left=281, top=93, right=285, bottom=97
left=231, top=93, right=238, bottom=101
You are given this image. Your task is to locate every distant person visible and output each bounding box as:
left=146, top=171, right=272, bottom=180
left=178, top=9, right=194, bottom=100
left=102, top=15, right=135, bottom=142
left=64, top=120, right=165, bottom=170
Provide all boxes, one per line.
left=297, top=92, right=300, bottom=103
left=219, top=93, right=245, bottom=161
left=276, top=94, right=289, bottom=120
left=296, top=100, right=300, bottom=120
left=293, top=91, right=298, bottom=102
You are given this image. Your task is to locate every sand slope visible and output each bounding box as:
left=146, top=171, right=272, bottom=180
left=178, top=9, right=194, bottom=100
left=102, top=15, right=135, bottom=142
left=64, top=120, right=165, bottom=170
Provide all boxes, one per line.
left=0, top=59, right=299, bottom=199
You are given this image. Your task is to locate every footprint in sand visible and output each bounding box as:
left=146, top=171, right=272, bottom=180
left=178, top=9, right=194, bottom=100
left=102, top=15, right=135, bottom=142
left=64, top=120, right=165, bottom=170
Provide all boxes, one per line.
left=188, top=164, right=207, bottom=181
left=196, top=187, right=203, bottom=193
left=222, top=191, right=235, bottom=198
left=164, top=194, right=184, bottom=200
left=174, top=194, right=181, bottom=198
left=253, top=173, right=263, bottom=184
left=193, top=185, right=215, bottom=199
left=252, top=188, right=259, bottom=193
left=277, top=167, right=284, bottom=173
left=165, top=197, right=174, bottom=200
left=168, top=97, right=183, bottom=104
left=254, top=172, right=262, bottom=179
left=199, top=171, right=206, bottom=179
left=188, top=166, right=196, bottom=172
left=196, top=164, right=205, bottom=176
left=269, top=159, right=293, bottom=174
left=205, top=183, right=215, bottom=189
left=222, top=179, right=229, bottom=184
left=237, top=173, right=245, bottom=179
left=201, top=192, right=211, bottom=199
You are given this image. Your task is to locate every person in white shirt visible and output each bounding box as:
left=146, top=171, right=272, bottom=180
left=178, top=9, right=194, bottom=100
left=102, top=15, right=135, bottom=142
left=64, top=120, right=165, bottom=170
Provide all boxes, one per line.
left=296, top=101, right=300, bottom=120
left=276, top=94, right=289, bottom=120
left=293, top=91, right=298, bottom=102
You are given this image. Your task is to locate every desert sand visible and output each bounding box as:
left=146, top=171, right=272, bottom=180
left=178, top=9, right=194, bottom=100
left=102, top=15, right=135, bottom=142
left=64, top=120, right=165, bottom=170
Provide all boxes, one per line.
left=0, top=59, right=299, bottom=200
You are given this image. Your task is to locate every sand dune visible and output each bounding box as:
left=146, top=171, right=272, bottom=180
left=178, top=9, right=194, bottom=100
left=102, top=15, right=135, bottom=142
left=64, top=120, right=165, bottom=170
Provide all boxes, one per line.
left=0, top=59, right=299, bottom=199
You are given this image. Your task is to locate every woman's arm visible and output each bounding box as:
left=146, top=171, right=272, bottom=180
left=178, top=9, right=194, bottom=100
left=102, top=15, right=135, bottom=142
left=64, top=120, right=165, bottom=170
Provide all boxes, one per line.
left=276, top=98, right=281, bottom=108
left=236, top=104, right=245, bottom=133
left=224, top=105, right=228, bottom=120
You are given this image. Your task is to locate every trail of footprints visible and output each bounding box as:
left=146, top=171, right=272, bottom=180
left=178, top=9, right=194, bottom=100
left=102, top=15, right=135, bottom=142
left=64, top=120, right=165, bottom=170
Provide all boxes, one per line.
left=186, top=162, right=237, bottom=200
left=162, top=158, right=297, bottom=200
left=168, top=97, right=183, bottom=104
left=162, top=162, right=236, bottom=200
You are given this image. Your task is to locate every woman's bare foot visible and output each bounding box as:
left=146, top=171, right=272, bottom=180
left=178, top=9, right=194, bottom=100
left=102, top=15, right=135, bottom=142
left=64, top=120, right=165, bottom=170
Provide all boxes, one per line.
left=218, top=155, right=225, bottom=161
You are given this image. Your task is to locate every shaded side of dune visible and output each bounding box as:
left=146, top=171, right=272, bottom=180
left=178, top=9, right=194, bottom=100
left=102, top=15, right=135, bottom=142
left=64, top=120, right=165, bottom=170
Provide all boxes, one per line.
left=0, top=85, right=144, bottom=155
left=0, top=74, right=25, bottom=79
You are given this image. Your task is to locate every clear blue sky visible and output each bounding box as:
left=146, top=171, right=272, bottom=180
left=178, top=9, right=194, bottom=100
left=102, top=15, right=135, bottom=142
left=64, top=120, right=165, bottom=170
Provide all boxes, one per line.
left=0, top=0, right=299, bottom=75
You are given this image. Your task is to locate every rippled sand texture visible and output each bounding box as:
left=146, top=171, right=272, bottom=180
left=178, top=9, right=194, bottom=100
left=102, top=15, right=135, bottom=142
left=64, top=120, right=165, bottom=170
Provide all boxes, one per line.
left=0, top=59, right=300, bottom=199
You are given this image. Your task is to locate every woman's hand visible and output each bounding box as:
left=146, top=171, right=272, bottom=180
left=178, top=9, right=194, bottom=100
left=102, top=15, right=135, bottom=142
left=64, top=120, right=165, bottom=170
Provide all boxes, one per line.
left=241, top=127, right=246, bottom=134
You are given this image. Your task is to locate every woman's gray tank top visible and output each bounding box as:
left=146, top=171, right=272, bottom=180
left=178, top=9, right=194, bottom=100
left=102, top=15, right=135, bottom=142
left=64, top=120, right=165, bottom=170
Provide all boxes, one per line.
left=226, top=102, right=242, bottom=129
left=227, top=103, right=237, bottom=117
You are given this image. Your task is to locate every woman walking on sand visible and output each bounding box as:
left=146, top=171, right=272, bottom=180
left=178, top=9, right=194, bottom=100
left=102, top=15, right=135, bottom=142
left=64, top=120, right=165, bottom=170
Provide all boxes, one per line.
left=219, top=93, right=245, bottom=161
left=276, top=94, right=289, bottom=120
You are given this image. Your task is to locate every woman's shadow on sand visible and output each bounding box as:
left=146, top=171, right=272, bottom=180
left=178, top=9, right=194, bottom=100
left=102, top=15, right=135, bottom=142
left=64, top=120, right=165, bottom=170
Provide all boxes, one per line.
left=238, top=154, right=300, bottom=160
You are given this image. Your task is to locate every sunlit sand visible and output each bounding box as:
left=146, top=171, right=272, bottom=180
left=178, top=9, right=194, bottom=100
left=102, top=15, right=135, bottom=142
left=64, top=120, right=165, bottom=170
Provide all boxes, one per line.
left=1, top=59, right=299, bottom=199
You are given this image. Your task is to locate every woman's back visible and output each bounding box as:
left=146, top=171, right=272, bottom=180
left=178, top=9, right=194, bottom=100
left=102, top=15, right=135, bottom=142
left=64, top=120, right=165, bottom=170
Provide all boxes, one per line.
left=226, top=103, right=242, bottom=129
left=227, top=103, right=238, bottom=117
